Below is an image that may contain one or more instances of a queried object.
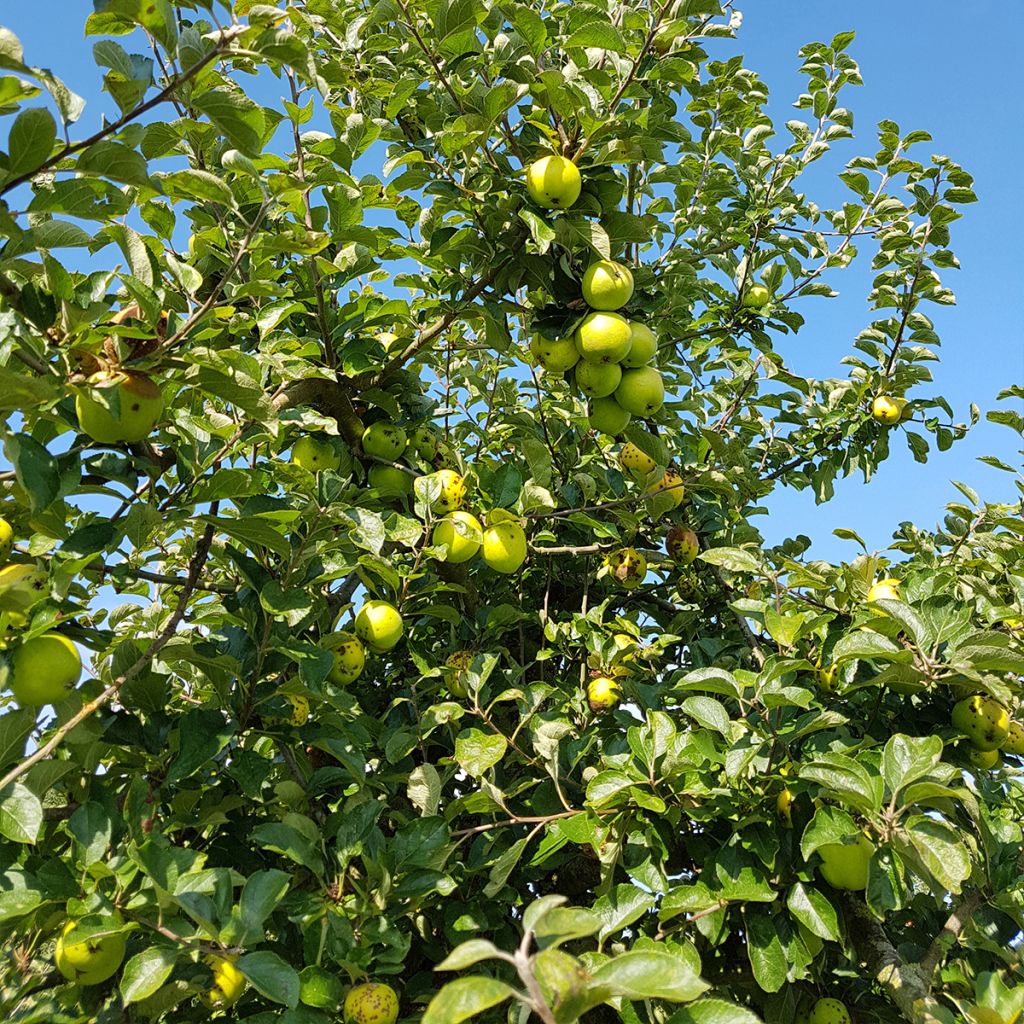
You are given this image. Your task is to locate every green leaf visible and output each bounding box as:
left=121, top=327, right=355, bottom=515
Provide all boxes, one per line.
left=786, top=883, right=839, bottom=941
left=454, top=728, right=507, bottom=777
left=259, top=582, right=313, bottom=627
left=745, top=911, right=787, bottom=992
left=681, top=695, right=731, bottom=736
left=667, top=999, right=765, bottom=1024
left=166, top=709, right=237, bottom=784
left=192, top=89, right=267, bottom=157
left=564, top=22, right=629, bottom=53
left=903, top=816, right=971, bottom=894
left=6, top=107, right=56, bottom=178
left=238, top=950, right=301, bottom=1008
left=120, top=946, right=177, bottom=1004
left=0, top=782, right=42, bottom=844
left=407, top=763, right=441, bottom=817
left=77, top=140, right=151, bottom=187
left=881, top=733, right=944, bottom=796
left=422, top=976, right=516, bottom=1024
left=6, top=433, right=60, bottom=513
left=237, top=869, right=291, bottom=941
left=800, top=805, right=859, bottom=860
left=592, top=950, right=709, bottom=1002
left=435, top=939, right=503, bottom=971
left=798, top=753, right=882, bottom=813
left=0, top=708, right=36, bottom=769
left=594, top=884, right=657, bottom=941
left=68, top=802, right=113, bottom=865
left=698, top=547, right=762, bottom=574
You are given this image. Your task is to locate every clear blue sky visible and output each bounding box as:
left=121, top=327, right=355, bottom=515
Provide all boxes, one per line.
left=2, top=2, right=1022, bottom=563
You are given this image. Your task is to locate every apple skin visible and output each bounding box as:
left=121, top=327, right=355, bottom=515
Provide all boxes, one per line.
left=445, top=650, right=475, bottom=698
left=951, top=695, right=1010, bottom=751
left=0, top=563, right=48, bottom=616
left=776, top=788, right=794, bottom=828
left=1002, top=720, right=1024, bottom=756
left=430, top=469, right=466, bottom=512
left=285, top=694, right=310, bottom=725
left=0, top=518, right=12, bottom=565
left=343, top=982, right=399, bottom=1024
left=588, top=397, right=631, bottom=435
left=647, top=469, right=684, bottom=508
left=76, top=371, right=164, bottom=443
left=409, top=424, right=439, bottom=459
left=618, top=441, right=657, bottom=478
left=605, top=547, right=647, bottom=589
left=587, top=675, right=622, bottom=713
left=355, top=600, right=404, bottom=652
left=615, top=366, right=665, bottom=416
left=361, top=422, right=408, bottom=462
left=525, top=154, right=581, bottom=210
left=574, top=312, right=632, bottom=363
left=581, top=260, right=634, bottom=311
left=809, top=998, right=852, bottom=1024
left=11, top=633, right=82, bottom=706
left=329, top=633, right=366, bottom=685
left=816, top=835, right=874, bottom=891
left=741, top=283, right=771, bottom=308
left=622, top=323, right=658, bottom=367
left=292, top=435, right=341, bottom=472
left=433, top=511, right=483, bottom=563
left=368, top=465, right=414, bottom=499
left=666, top=525, right=698, bottom=564
left=965, top=746, right=1000, bottom=771
left=482, top=520, right=528, bottom=573
left=530, top=334, right=579, bottom=373
left=575, top=360, right=622, bottom=399
left=55, top=920, right=127, bottom=986
left=201, top=955, right=247, bottom=1009
left=872, top=395, right=908, bottom=425
left=867, top=577, right=900, bottom=603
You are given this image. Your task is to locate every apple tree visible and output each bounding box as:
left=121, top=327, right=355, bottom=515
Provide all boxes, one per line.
left=0, top=2, right=1021, bottom=1023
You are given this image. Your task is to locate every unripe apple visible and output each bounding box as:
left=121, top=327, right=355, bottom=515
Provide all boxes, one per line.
left=445, top=649, right=475, bottom=698
left=618, top=441, right=657, bottom=478
left=55, top=920, right=126, bottom=986
left=11, top=633, right=82, bottom=706
left=965, top=746, right=1000, bottom=771
left=776, top=788, right=794, bottom=828
left=0, top=517, right=12, bottom=565
left=575, top=359, right=622, bottom=399
left=75, top=371, right=164, bottom=443
left=1003, top=720, right=1024, bottom=756
left=872, top=395, right=908, bottom=425
left=0, top=563, right=47, bottom=616
left=343, top=981, right=399, bottom=1024
left=429, top=468, right=466, bottom=512
left=482, top=520, right=528, bottom=574
left=816, top=834, right=874, bottom=891
left=604, top=547, right=647, bottom=589
left=285, top=694, right=309, bottom=725
left=292, top=435, right=341, bottom=472
left=361, top=422, right=407, bottom=462
left=588, top=396, right=631, bottom=435
left=741, top=283, right=771, bottom=308
left=329, top=633, right=366, bottom=685
left=615, top=366, right=665, bottom=416
left=525, top=154, right=581, bottom=210
left=201, top=955, right=246, bottom=1009
left=530, top=334, right=580, bottom=373
left=574, top=312, right=632, bottom=363
left=666, top=525, right=698, bottom=564
left=587, top=675, right=622, bottom=713
left=622, top=323, right=657, bottom=367
left=867, top=577, right=900, bottom=603
left=355, top=600, right=404, bottom=652
left=409, top=424, right=440, bottom=459
left=433, top=511, right=483, bottom=563
left=951, top=694, right=1010, bottom=751
left=368, top=464, right=414, bottom=499
left=809, top=997, right=852, bottom=1024
left=581, top=260, right=634, bottom=311
left=647, top=468, right=684, bottom=507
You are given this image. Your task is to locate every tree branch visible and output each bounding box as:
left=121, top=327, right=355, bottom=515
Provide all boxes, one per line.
left=919, top=889, right=987, bottom=981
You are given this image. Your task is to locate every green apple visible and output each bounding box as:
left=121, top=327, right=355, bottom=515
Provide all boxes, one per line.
left=587, top=675, right=621, bottom=713
left=623, top=323, right=657, bottom=367
left=872, top=395, right=908, bottom=425
left=0, top=563, right=47, bottom=616
left=1003, top=720, right=1024, bottom=756
left=433, top=511, right=483, bottom=563
left=11, top=633, right=82, bottom=706
left=809, top=998, right=851, bottom=1024
left=362, top=421, right=407, bottom=462
left=614, top=366, right=665, bottom=416
left=76, top=371, right=164, bottom=444
left=588, top=396, right=632, bottom=435
left=525, top=154, right=581, bottom=210
left=530, top=334, right=580, bottom=373
left=343, top=982, right=399, bottom=1024
left=618, top=441, right=657, bottom=478
left=355, top=600, right=404, bottom=652
left=368, top=464, right=414, bottom=499
left=482, top=520, right=528, bottom=573
left=647, top=469, right=684, bottom=507
left=574, top=311, right=631, bottom=363
left=816, top=834, right=874, bottom=891
left=604, top=547, right=647, bottom=589
left=445, top=650, right=475, bottom=698
left=575, top=360, right=622, bottom=399
left=428, top=469, right=466, bottom=512
left=55, top=920, right=126, bottom=986
left=292, top=435, right=341, bottom=472
left=952, top=695, right=1010, bottom=751
left=0, top=517, right=12, bottom=565
left=329, top=633, right=366, bottom=685
left=867, top=577, right=900, bottom=603
left=666, top=525, right=698, bottom=564
left=965, top=746, right=1000, bottom=771
left=409, top=424, right=440, bottom=459
left=201, top=955, right=247, bottom=1009
left=581, top=260, right=634, bottom=311
left=741, top=283, right=771, bottom=308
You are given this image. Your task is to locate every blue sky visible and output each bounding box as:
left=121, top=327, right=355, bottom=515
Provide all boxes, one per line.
left=2, top=1, right=1021, bottom=564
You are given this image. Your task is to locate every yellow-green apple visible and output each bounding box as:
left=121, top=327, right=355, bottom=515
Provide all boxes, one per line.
left=55, top=920, right=126, bottom=986
left=867, top=577, right=900, bottom=602
left=329, top=633, right=366, bottom=685
left=575, top=360, right=622, bottom=399
left=588, top=396, right=631, bottom=435
left=965, top=746, right=1000, bottom=770
left=666, top=525, right=698, bottom=564
left=604, top=547, right=647, bottom=589
left=622, top=323, right=657, bottom=367
left=482, top=520, right=528, bottom=573
left=530, top=334, right=579, bottom=373
left=428, top=469, right=466, bottom=512
left=618, top=441, right=657, bottom=477
left=0, top=563, right=47, bottom=616
left=201, top=955, right=247, bottom=1009
left=445, top=650, right=475, bottom=698
left=647, top=468, right=684, bottom=507
left=1002, top=720, right=1024, bottom=756
left=0, top=518, right=11, bottom=565
left=816, top=834, right=874, bottom=890
left=614, top=366, right=665, bottom=416
left=809, top=998, right=852, bottom=1024
left=952, top=695, right=1010, bottom=751
left=11, top=633, right=82, bottom=705
left=741, top=283, right=771, bottom=308
left=355, top=601, right=404, bottom=652
left=776, top=788, right=794, bottom=828
left=525, top=154, right=581, bottom=210
left=361, top=422, right=407, bottom=462
left=581, top=260, right=634, bottom=311
left=343, top=982, right=399, bottom=1024
left=368, top=465, right=414, bottom=499
left=292, top=435, right=341, bottom=472
left=574, top=311, right=632, bottom=363
left=587, top=675, right=622, bottom=713
left=410, top=424, right=439, bottom=459
left=75, top=371, right=164, bottom=443
left=872, top=395, right=908, bottom=425
left=433, top=511, right=483, bottom=563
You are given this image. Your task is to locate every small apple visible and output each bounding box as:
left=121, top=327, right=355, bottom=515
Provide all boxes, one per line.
left=355, top=600, right=404, bottom=652
left=587, top=675, right=622, bottom=713
left=588, top=396, right=631, bottom=435
left=75, top=370, right=164, bottom=443
left=816, top=665, right=837, bottom=692
left=329, top=633, right=366, bottom=685
left=867, top=577, right=900, bottom=603
left=574, top=311, right=632, bottom=363
left=445, top=649, right=475, bottom=698
left=530, top=334, right=580, bottom=373
left=741, top=283, right=771, bottom=308
left=428, top=468, right=466, bottom=512
left=285, top=694, right=309, bottom=726
left=362, top=421, right=407, bottom=462
left=433, top=511, right=483, bottom=563
left=647, top=468, right=684, bottom=507
left=368, top=464, right=414, bottom=499
left=816, top=834, right=874, bottom=891
left=0, top=517, right=12, bottom=565
left=55, top=919, right=126, bottom=986
left=343, top=982, right=399, bottom=1024
left=965, top=746, right=1000, bottom=771
left=604, top=547, right=647, bottom=589
left=581, top=260, right=634, bottom=311
left=666, top=525, right=698, bottom=564
left=526, top=154, right=581, bottom=210
left=618, top=441, right=657, bottom=478
left=482, top=520, right=528, bottom=574
left=201, top=955, right=246, bottom=1009
left=872, top=395, right=908, bottom=425
left=409, top=424, right=440, bottom=459
left=951, top=694, right=1010, bottom=751
left=1002, top=720, right=1024, bottom=756
left=809, top=998, right=852, bottom=1024
left=0, top=563, right=47, bottom=616
left=11, top=633, right=82, bottom=706
left=575, top=359, right=622, bottom=399
left=292, top=435, right=341, bottom=472
left=776, top=788, right=794, bottom=828
left=615, top=366, right=665, bottom=416
left=622, top=323, right=657, bottom=367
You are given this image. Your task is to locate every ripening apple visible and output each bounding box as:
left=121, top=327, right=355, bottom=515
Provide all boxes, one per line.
left=329, top=633, right=366, bottom=686
left=951, top=694, right=1010, bottom=751
left=11, top=633, right=82, bottom=706
left=0, top=563, right=47, bottom=616
left=615, top=366, right=665, bottom=416
left=776, top=788, right=794, bottom=828
left=1003, top=720, right=1024, bottom=756
left=867, top=577, right=900, bottom=603
left=355, top=600, right=404, bottom=652
left=587, top=675, right=622, bottom=713
left=666, top=525, right=698, bottom=564
left=588, top=396, right=631, bottom=435
left=75, top=370, right=164, bottom=444
left=871, top=395, right=908, bottom=425
left=581, top=260, right=635, bottom=311
left=809, top=998, right=852, bottom=1024
left=0, top=517, right=11, bottom=565
left=622, top=323, right=657, bottom=367
left=201, top=955, right=247, bottom=1009
left=361, top=422, right=407, bottom=462
left=741, top=283, right=771, bottom=308
left=429, top=468, right=466, bottom=512
left=292, top=435, right=341, bottom=473
left=368, top=464, right=414, bottom=499
left=529, top=333, right=580, bottom=373
left=433, top=511, right=483, bottom=563
left=482, top=520, right=528, bottom=573
left=965, top=746, right=1000, bottom=771
left=647, top=468, right=684, bottom=507
left=525, top=154, right=581, bottom=210
left=409, top=424, right=440, bottom=459
left=55, top=920, right=127, bottom=986
left=816, top=665, right=837, bottom=692
left=575, top=359, right=622, bottom=399
left=816, top=834, right=874, bottom=891
left=604, top=547, right=647, bottom=589
left=285, top=694, right=309, bottom=726
left=574, top=311, right=632, bottom=363
left=618, top=441, right=657, bottom=478
left=445, top=649, right=475, bottom=698
left=343, top=982, right=400, bottom=1024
